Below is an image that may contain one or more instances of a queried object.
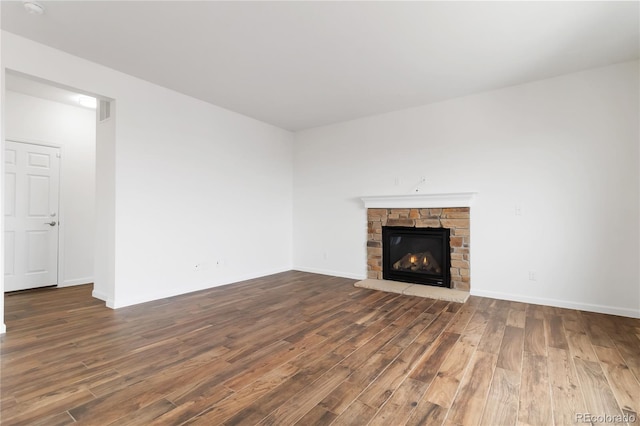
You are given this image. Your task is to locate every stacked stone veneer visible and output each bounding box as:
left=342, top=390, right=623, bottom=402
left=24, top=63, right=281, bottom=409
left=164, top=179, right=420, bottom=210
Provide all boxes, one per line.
left=367, top=207, right=470, bottom=291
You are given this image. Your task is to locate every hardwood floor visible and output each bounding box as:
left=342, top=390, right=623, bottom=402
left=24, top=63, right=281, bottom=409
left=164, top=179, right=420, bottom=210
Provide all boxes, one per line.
left=1, top=271, right=639, bottom=425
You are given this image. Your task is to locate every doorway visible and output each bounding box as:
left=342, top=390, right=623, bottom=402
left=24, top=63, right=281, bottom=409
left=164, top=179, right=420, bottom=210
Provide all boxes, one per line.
left=3, top=73, right=97, bottom=293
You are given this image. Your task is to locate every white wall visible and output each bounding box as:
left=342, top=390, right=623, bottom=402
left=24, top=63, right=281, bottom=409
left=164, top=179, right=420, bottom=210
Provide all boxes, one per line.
left=293, top=61, right=640, bottom=318
left=2, top=31, right=294, bottom=311
left=93, top=100, right=115, bottom=304
left=5, top=91, right=96, bottom=287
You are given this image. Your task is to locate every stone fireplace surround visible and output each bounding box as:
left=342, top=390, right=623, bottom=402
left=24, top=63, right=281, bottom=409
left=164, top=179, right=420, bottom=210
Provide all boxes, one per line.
left=361, top=193, right=476, bottom=292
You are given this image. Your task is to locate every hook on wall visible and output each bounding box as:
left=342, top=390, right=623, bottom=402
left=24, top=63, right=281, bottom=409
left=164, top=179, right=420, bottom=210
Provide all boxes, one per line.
left=412, top=176, right=427, bottom=193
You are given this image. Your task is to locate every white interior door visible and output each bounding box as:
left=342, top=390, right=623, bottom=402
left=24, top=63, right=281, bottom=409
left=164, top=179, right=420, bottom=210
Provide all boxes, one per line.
left=4, top=141, right=60, bottom=292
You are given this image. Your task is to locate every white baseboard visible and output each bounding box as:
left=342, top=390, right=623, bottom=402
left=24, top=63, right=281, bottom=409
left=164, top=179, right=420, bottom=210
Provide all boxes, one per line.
left=91, top=289, right=109, bottom=302
left=471, top=288, right=640, bottom=319
left=224, top=267, right=293, bottom=286
left=293, top=266, right=366, bottom=281
left=0, top=323, right=6, bottom=334
left=108, top=267, right=293, bottom=309
left=92, top=289, right=116, bottom=308
left=59, top=277, right=94, bottom=288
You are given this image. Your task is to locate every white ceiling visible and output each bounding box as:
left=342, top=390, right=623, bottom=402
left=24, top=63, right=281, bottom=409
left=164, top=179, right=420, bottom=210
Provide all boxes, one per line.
left=2, top=1, right=638, bottom=131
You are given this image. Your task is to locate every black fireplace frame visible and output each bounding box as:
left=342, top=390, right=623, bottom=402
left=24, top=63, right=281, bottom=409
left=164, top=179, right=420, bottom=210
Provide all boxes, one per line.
left=382, top=226, right=451, bottom=288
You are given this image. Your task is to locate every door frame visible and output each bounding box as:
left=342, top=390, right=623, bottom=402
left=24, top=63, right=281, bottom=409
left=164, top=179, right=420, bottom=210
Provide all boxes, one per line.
left=4, top=138, right=65, bottom=289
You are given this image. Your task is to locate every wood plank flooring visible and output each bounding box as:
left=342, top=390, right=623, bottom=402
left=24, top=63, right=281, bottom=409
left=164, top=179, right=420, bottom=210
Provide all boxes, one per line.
left=1, top=271, right=639, bottom=425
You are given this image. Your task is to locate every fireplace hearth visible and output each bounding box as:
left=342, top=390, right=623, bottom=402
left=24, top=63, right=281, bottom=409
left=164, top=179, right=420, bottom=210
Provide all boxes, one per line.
left=383, top=226, right=451, bottom=287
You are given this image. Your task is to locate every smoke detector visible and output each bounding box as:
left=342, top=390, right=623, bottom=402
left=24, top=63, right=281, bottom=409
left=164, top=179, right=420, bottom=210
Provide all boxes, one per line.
left=23, top=1, right=45, bottom=15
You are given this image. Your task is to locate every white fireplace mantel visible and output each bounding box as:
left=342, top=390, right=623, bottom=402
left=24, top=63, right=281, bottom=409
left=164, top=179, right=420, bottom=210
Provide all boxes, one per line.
left=361, top=192, right=477, bottom=209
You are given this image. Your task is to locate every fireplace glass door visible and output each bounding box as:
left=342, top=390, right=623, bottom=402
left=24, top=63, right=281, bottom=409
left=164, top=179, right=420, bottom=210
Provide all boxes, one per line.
left=382, top=226, right=451, bottom=287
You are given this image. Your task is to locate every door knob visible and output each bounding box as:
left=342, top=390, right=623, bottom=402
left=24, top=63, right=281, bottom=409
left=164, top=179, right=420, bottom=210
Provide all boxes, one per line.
left=44, top=221, right=57, bottom=227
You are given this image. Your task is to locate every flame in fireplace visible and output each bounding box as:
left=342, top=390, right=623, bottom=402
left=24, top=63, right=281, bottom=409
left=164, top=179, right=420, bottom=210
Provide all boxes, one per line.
left=392, top=251, right=441, bottom=274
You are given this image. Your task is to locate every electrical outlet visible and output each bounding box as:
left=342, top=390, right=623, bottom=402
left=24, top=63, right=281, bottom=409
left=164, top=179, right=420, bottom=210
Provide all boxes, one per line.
left=528, top=271, right=537, bottom=281
left=323, top=251, right=328, bottom=261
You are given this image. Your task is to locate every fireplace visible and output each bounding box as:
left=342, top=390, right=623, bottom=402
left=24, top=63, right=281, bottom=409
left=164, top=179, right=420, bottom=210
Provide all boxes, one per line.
left=365, top=204, right=472, bottom=291
left=382, top=226, right=451, bottom=287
